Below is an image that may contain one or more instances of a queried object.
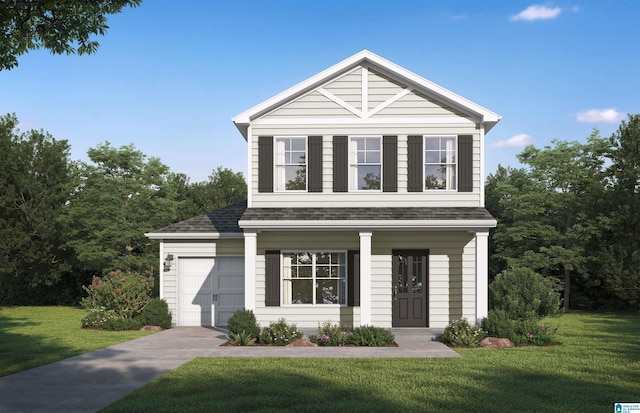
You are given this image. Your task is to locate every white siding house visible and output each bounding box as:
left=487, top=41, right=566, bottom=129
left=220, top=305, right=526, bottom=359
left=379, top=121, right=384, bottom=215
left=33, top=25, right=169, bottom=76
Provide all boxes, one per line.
left=147, top=50, right=499, bottom=329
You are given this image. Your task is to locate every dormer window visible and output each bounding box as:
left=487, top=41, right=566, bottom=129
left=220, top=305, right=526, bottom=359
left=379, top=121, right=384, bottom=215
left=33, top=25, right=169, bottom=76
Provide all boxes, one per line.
left=275, top=137, right=306, bottom=191
left=350, top=137, right=381, bottom=191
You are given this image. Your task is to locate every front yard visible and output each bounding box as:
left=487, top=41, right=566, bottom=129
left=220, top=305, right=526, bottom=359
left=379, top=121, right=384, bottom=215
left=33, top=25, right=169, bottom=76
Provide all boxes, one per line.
left=101, top=312, right=640, bottom=413
left=0, top=306, right=155, bottom=377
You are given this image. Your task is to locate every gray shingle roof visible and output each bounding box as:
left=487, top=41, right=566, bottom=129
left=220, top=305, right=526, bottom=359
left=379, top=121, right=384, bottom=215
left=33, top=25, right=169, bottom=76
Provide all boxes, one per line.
left=153, top=203, right=495, bottom=234
left=153, top=201, right=247, bottom=233
left=240, top=207, right=495, bottom=221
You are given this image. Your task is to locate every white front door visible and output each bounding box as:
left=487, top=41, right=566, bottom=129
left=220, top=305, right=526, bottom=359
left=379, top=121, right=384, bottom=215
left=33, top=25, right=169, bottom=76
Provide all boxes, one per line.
left=178, top=257, right=244, bottom=327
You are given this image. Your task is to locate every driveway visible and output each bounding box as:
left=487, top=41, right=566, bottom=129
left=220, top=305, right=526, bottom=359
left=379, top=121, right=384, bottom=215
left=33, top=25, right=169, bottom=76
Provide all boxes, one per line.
left=0, top=327, right=458, bottom=413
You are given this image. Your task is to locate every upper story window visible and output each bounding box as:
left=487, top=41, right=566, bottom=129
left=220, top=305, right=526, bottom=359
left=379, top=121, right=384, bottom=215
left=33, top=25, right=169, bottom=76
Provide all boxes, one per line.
left=350, top=137, right=381, bottom=190
left=424, top=136, right=456, bottom=190
left=275, top=137, right=306, bottom=191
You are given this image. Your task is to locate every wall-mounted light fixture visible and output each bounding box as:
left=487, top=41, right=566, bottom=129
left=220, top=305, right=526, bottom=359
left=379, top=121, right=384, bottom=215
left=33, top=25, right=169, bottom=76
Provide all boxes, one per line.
left=163, top=254, right=174, bottom=272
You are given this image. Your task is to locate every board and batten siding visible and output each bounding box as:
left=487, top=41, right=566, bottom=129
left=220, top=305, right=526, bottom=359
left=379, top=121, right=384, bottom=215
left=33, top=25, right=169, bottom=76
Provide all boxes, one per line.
left=250, top=127, right=481, bottom=208
left=253, top=230, right=476, bottom=329
left=161, top=239, right=244, bottom=326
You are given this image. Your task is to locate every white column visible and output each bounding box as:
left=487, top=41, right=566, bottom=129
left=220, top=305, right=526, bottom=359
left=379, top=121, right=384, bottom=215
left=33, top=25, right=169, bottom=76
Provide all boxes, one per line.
left=244, top=232, right=258, bottom=311
left=359, top=231, right=372, bottom=326
left=159, top=240, right=164, bottom=300
left=475, top=231, right=490, bottom=324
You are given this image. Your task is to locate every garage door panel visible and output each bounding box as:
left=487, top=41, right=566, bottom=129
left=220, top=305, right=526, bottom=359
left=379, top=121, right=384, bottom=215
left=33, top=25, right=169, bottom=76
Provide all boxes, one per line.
left=178, top=257, right=244, bottom=327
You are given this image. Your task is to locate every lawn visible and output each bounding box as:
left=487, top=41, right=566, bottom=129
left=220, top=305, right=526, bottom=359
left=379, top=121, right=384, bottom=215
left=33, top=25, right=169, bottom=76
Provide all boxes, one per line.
left=0, top=306, right=156, bottom=377
left=102, top=312, right=640, bottom=413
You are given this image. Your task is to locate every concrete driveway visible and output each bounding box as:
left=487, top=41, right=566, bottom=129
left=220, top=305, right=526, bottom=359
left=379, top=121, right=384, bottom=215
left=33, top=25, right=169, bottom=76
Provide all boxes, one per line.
left=0, top=327, right=459, bottom=413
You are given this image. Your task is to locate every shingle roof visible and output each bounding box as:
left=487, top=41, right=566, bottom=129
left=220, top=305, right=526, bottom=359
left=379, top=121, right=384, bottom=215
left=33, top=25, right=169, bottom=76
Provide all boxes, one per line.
left=153, top=200, right=247, bottom=233
left=240, top=207, right=495, bottom=221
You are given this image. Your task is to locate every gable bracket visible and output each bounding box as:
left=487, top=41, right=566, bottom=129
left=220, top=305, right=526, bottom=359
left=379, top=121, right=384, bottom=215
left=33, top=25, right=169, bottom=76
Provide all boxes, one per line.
left=317, top=87, right=364, bottom=118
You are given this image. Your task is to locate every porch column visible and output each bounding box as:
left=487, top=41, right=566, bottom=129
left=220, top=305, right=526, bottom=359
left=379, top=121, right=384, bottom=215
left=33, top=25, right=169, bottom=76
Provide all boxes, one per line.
left=475, top=231, right=490, bottom=324
left=359, top=231, right=372, bottom=326
left=244, top=232, right=257, bottom=311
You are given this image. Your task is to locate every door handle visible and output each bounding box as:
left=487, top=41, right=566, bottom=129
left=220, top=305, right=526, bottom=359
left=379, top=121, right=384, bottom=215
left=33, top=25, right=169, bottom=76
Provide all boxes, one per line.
left=393, top=286, right=398, bottom=300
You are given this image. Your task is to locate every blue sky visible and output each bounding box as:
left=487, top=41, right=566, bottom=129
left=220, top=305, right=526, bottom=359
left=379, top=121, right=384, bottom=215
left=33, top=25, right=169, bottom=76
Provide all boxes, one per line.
left=1, top=1, right=638, bottom=183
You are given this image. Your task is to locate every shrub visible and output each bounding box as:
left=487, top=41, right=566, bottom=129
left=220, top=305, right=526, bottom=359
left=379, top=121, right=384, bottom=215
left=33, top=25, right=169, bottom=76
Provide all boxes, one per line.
left=511, top=319, right=559, bottom=346
left=228, top=309, right=260, bottom=340
left=350, top=325, right=395, bottom=347
left=102, top=316, right=144, bottom=331
left=140, top=298, right=172, bottom=329
left=442, top=318, right=486, bottom=347
left=81, top=308, right=118, bottom=329
left=259, top=319, right=302, bottom=345
left=482, top=309, right=515, bottom=339
left=490, top=267, right=560, bottom=321
left=80, top=269, right=154, bottom=318
left=227, top=331, right=256, bottom=346
left=311, top=321, right=354, bottom=346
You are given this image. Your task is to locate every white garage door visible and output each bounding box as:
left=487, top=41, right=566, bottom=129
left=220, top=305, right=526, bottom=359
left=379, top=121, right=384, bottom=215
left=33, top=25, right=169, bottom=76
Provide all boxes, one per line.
left=178, top=257, right=244, bottom=327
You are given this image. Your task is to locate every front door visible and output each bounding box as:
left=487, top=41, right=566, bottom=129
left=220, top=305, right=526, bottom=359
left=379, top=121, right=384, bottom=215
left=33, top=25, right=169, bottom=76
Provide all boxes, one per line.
left=392, top=249, right=428, bottom=327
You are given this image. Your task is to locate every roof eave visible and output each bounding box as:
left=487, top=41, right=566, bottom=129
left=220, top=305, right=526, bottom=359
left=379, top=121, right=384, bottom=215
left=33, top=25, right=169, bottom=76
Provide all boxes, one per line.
left=145, top=232, right=244, bottom=240
left=238, top=219, right=497, bottom=231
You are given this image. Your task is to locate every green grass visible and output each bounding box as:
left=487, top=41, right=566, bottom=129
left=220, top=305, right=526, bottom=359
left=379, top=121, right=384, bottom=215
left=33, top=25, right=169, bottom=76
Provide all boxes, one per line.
left=0, top=306, right=156, bottom=377
left=102, top=312, right=640, bottom=413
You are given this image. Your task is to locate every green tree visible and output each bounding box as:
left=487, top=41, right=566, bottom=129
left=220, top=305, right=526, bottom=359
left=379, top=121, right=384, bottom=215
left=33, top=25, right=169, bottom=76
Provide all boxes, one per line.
left=0, top=113, right=76, bottom=304
left=64, top=142, right=179, bottom=277
left=0, top=0, right=142, bottom=70
left=487, top=135, right=608, bottom=310
left=173, top=166, right=247, bottom=220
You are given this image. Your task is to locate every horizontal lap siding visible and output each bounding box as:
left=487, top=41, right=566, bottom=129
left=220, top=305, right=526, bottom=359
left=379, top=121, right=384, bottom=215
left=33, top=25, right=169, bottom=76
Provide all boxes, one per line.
left=367, top=69, right=405, bottom=109
left=250, top=126, right=480, bottom=208
left=323, top=67, right=362, bottom=110
left=253, top=231, right=475, bottom=329
left=162, top=239, right=244, bottom=327
left=374, top=91, right=469, bottom=117
left=267, top=91, right=356, bottom=118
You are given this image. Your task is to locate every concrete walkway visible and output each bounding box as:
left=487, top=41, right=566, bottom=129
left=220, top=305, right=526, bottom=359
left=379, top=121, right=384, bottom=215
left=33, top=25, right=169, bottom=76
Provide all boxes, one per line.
left=0, top=327, right=459, bottom=413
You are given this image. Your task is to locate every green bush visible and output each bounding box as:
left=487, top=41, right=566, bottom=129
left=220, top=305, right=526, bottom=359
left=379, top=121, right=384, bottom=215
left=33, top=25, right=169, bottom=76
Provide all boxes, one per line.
left=310, top=321, right=354, bottom=346
left=490, top=267, right=560, bottom=321
left=140, top=298, right=172, bottom=329
left=482, top=309, right=515, bottom=339
left=227, top=330, right=256, bottom=346
left=511, top=319, right=559, bottom=346
left=259, top=319, right=302, bottom=345
left=350, top=325, right=395, bottom=347
left=81, top=308, right=118, bottom=329
left=103, top=316, right=144, bottom=331
left=227, top=309, right=260, bottom=340
left=80, top=269, right=154, bottom=319
left=442, top=318, right=486, bottom=347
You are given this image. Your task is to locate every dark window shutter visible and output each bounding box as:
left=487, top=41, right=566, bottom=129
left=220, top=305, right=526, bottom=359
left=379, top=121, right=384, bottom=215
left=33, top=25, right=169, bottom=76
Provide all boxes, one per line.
left=308, top=136, right=323, bottom=192
left=407, top=135, right=423, bottom=192
left=348, top=250, right=360, bottom=306
left=333, top=136, right=348, bottom=192
left=265, top=250, right=280, bottom=306
left=383, top=136, right=397, bottom=192
left=458, top=135, right=473, bottom=192
left=258, top=136, right=273, bottom=193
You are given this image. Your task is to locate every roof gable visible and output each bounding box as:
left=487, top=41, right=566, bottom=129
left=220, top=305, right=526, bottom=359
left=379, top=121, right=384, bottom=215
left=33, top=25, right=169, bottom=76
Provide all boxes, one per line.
left=232, top=50, right=500, bottom=138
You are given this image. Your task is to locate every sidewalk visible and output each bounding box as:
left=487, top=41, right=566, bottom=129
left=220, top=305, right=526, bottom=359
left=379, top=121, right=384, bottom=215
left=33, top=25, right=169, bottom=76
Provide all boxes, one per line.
left=0, top=327, right=459, bottom=413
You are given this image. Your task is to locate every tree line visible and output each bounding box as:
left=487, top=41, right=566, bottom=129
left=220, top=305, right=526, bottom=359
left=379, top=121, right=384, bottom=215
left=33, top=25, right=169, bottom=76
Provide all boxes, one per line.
left=487, top=114, right=640, bottom=310
left=0, top=113, right=246, bottom=305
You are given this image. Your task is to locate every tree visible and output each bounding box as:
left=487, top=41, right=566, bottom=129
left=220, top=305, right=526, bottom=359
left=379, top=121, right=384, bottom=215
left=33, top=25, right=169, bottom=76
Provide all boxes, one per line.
left=0, top=0, right=142, bottom=70
left=0, top=113, right=76, bottom=304
left=64, top=142, right=179, bottom=277
left=173, top=166, right=247, bottom=220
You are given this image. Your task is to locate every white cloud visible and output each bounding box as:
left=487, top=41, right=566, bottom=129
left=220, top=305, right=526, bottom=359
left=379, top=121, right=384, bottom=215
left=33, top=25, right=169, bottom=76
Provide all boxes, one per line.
left=576, top=108, right=624, bottom=123
left=491, top=134, right=533, bottom=148
left=511, top=4, right=562, bottom=21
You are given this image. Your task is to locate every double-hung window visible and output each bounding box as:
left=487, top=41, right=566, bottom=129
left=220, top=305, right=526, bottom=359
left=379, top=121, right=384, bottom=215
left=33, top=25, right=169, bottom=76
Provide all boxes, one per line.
left=282, top=252, right=346, bottom=305
left=350, top=137, right=381, bottom=190
left=275, top=137, right=306, bottom=191
left=424, top=136, right=456, bottom=190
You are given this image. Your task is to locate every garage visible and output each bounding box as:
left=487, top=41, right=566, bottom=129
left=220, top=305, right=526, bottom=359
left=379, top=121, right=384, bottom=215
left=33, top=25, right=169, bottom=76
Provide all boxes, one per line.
left=177, top=257, right=244, bottom=327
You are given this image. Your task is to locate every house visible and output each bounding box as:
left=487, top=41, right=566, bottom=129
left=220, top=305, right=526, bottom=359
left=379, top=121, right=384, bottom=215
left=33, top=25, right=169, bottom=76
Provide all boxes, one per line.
left=146, top=50, right=500, bottom=329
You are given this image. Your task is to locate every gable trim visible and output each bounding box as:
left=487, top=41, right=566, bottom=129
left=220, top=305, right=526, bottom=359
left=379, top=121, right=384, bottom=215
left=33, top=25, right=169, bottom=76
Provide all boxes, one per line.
left=251, top=116, right=477, bottom=126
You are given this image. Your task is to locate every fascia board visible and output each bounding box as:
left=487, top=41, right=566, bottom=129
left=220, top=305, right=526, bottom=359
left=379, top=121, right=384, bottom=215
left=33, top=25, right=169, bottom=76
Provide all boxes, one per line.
left=144, top=232, right=244, bottom=240
left=238, top=219, right=497, bottom=230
